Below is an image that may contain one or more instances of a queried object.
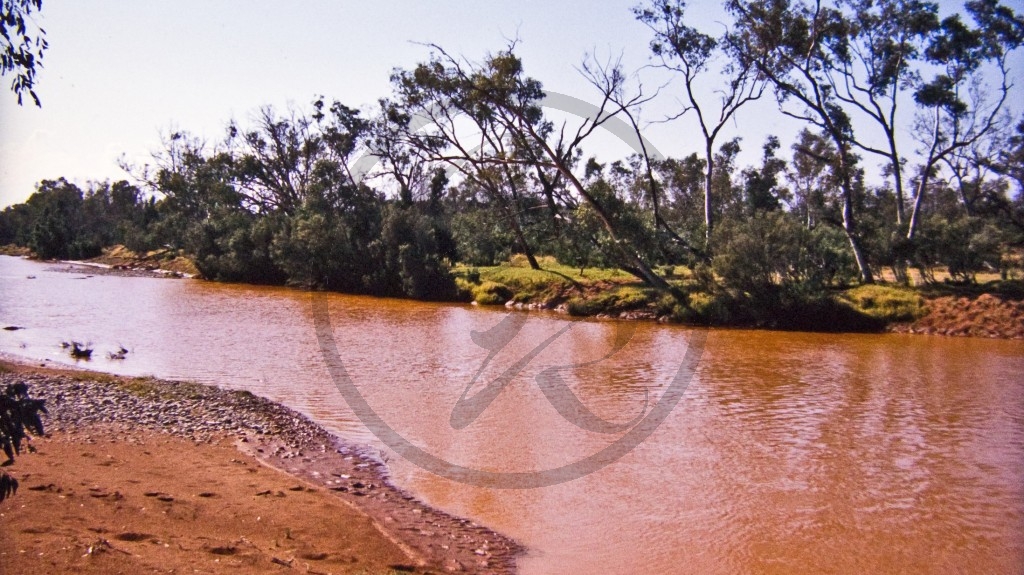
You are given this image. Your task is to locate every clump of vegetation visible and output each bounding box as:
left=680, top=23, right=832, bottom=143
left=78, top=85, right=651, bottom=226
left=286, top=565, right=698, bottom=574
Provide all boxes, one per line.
left=469, top=281, right=514, bottom=305
left=674, top=291, right=733, bottom=324
left=566, top=286, right=657, bottom=316
left=839, top=285, right=927, bottom=322
left=0, top=383, right=47, bottom=502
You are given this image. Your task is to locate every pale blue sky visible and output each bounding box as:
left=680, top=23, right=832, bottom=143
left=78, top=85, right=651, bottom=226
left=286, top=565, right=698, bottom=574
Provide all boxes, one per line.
left=0, top=0, right=1019, bottom=208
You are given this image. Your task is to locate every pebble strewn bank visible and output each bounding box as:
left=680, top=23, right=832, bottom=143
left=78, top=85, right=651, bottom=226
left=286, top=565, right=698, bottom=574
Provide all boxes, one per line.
left=1, top=367, right=521, bottom=574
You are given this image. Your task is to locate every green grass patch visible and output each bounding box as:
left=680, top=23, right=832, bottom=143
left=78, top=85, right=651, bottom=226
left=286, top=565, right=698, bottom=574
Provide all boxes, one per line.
left=566, top=285, right=659, bottom=316
left=839, top=284, right=926, bottom=322
left=454, top=256, right=639, bottom=307
left=471, top=281, right=513, bottom=305
left=480, top=265, right=574, bottom=290
left=458, top=256, right=634, bottom=287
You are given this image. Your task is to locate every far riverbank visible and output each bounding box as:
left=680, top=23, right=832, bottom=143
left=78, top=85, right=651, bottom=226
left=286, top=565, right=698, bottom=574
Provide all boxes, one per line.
left=5, top=245, right=1022, bottom=339
left=52, top=249, right=1024, bottom=339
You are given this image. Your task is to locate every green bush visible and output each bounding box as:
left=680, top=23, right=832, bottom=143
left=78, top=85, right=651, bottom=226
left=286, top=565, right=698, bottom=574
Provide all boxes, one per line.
left=687, top=291, right=734, bottom=324
left=373, top=205, right=458, bottom=300
left=449, top=208, right=515, bottom=266
left=712, top=213, right=856, bottom=295
left=454, top=277, right=475, bottom=301
left=913, top=215, right=1003, bottom=283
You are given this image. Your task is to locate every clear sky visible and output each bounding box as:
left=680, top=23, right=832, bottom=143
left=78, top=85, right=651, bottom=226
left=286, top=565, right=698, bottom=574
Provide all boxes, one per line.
left=0, top=0, right=1019, bottom=208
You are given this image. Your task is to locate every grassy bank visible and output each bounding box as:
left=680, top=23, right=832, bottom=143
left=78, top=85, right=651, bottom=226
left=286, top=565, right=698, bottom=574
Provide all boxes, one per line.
left=453, top=256, right=1024, bottom=337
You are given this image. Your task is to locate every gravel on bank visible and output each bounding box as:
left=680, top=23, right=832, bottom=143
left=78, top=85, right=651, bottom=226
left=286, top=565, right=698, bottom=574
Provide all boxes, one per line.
left=0, top=362, right=522, bottom=574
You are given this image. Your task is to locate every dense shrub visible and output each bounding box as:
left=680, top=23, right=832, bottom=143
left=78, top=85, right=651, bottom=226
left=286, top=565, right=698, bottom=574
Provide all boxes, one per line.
left=449, top=208, right=515, bottom=266
left=913, top=215, right=1003, bottom=283
left=369, top=205, right=458, bottom=300
left=184, top=209, right=285, bottom=284
left=712, top=212, right=857, bottom=295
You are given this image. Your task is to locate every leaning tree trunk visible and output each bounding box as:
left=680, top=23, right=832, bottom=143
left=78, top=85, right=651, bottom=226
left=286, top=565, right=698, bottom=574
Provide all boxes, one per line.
left=557, top=167, right=671, bottom=290
left=905, top=166, right=934, bottom=242
left=837, top=153, right=875, bottom=284
left=885, top=129, right=906, bottom=227
left=512, top=113, right=670, bottom=290
left=504, top=204, right=541, bottom=270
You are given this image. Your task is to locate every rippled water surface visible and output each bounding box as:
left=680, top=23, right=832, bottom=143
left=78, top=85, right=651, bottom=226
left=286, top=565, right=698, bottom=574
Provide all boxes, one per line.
left=2, top=255, right=1022, bottom=574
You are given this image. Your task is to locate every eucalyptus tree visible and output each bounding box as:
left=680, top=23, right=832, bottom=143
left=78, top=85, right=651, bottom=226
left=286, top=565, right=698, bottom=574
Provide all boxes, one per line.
left=635, top=0, right=766, bottom=252
left=727, top=0, right=876, bottom=283
left=904, top=0, right=1024, bottom=240
left=821, top=0, right=940, bottom=227
left=24, top=178, right=85, bottom=259
left=572, top=55, right=707, bottom=266
left=939, top=121, right=1010, bottom=217
left=740, top=136, right=789, bottom=214
left=972, top=118, right=1024, bottom=235
left=381, top=56, right=546, bottom=270
left=990, top=119, right=1024, bottom=199
left=227, top=99, right=369, bottom=215
left=787, top=128, right=839, bottom=229
left=729, top=0, right=1022, bottom=281
left=388, top=45, right=674, bottom=288
left=366, top=104, right=436, bottom=207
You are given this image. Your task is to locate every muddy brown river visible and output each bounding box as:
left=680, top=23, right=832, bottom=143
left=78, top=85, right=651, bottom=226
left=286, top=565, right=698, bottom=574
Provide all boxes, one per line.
left=2, top=255, right=1022, bottom=573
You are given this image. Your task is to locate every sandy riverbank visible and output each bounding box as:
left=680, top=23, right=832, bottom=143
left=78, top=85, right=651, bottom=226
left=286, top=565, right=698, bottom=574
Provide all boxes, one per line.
left=0, top=360, right=521, bottom=574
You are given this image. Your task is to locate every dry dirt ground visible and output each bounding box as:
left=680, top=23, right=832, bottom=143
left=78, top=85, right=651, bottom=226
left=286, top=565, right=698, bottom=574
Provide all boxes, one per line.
left=1, top=429, right=417, bottom=575
left=890, top=293, right=1024, bottom=338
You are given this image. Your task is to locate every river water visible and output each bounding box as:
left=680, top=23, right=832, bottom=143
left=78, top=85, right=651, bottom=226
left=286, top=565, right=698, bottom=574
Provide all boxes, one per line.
left=2, top=255, right=1022, bottom=574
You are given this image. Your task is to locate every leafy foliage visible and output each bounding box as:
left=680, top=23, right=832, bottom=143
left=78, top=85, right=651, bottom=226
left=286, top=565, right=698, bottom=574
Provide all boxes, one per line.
left=712, top=211, right=857, bottom=295
left=0, top=382, right=47, bottom=503
left=1, top=0, right=47, bottom=106
left=0, top=178, right=157, bottom=260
